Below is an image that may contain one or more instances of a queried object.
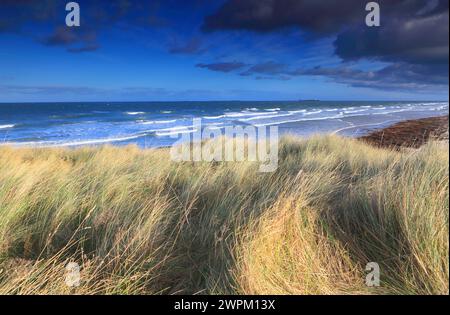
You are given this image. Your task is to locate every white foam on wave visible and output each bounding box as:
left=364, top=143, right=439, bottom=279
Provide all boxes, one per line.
left=140, top=119, right=177, bottom=125
left=152, top=125, right=192, bottom=132
left=344, top=109, right=368, bottom=114
left=152, top=123, right=227, bottom=136
left=288, top=109, right=307, bottom=114
left=239, top=113, right=293, bottom=122
left=203, top=111, right=276, bottom=120
left=203, top=115, right=226, bottom=120
left=2, top=134, right=143, bottom=148
left=126, top=111, right=145, bottom=115
left=227, top=111, right=275, bottom=118
left=253, top=114, right=345, bottom=127
left=265, top=108, right=281, bottom=112
left=155, top=129, right=197, bottom=137
left=419, top=102, right=447, bottom=106
left=250, top=102, right=449, bottom=128
left=0, top=124, right=15, bottom=129
left=332, top=119, right=399, bottom=135
left=372, top=108, right=418, bottom=115
left=303, top=110, right=323, bottom=116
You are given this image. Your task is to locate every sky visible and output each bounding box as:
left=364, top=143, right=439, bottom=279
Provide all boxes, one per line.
left=0, top=0, right=448, bottom=102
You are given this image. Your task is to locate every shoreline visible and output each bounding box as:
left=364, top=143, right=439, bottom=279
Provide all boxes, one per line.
left=1, top=101, right=448, bottom=149
left=2, top=115, right=448, bottom=150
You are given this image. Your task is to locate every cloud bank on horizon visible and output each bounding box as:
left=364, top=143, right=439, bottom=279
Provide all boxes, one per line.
left=0, top=0, right=448, bottom=101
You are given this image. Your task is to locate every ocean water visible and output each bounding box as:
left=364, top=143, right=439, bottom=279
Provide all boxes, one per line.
left=0, top=101, right=448, bottom=148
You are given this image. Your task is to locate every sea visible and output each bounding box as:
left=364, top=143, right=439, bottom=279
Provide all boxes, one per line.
left=0, top=101, right=448, bottom=148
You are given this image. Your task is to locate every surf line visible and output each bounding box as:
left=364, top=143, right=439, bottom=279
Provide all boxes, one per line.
left=332, top=119, right=399, bottom=136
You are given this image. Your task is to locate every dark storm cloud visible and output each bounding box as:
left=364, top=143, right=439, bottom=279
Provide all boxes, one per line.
left=196, top=57, right=449, bottom=91
left=291, top=63, right=449, bottom=91
left=334, top=9, right=449, bottom=65
left=203, top=0, right=425, bottom=33
left=203, top=0, right=447, bottom=32
left=203, top=0, right=448, bottom=64
left=202, top=0, right=449, bottom=92
left=0, top=0, right=169, bottom=53
left=197, top=61, right=291, bottom=81
left=196, top=62, right=247, bottom=72
left=198, top=59, right=448, bottom=91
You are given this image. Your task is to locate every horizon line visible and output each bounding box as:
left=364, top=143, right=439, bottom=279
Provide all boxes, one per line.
left=0, top=99, right=449, bottom=104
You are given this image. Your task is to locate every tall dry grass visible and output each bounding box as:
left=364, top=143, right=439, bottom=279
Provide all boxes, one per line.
left=0, top=135, right=448, bottom=294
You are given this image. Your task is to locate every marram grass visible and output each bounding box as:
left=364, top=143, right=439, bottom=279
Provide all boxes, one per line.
left=0, top=135, right=448, bottom=295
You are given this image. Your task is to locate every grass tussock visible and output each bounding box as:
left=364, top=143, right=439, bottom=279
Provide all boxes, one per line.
left=0, top=135, right=448, bottom=295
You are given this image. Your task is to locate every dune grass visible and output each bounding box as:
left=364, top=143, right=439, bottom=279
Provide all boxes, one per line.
left=0, top=135, right=448, bottom=295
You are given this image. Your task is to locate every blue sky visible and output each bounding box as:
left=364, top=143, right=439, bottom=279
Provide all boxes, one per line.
left=0, top=0, right=448, bottom=102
